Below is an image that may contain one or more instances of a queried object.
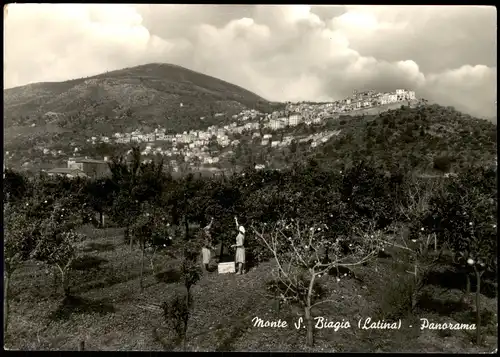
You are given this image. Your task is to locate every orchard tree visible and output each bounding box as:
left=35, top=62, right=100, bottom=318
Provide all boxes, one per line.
left=203, top=177, right=244, bottom=261
left=84, top=177, right=115, bottom=227
left=396, top=175, right=445, bottom=251
left=30, top=199, right=87, bottom=297
left=131, top=203, right=172, bottom=292
left=168, top=173, right=212, bottom=241
left=108, top=146, right=142, bottom=248
left=421, top=168, right=497, bottom=344
left=377, top=221, right=445, bottom=313
left=162, top=234, right=203, bottom=350
left=132, top=210, right=154, bottom=292
left=3, top=169, right=30, bottom=204
left=110, top=192, right=141, bottom=250
left=341, top=161, right=401, bottom=230
left=3, top=204, right=39, bottom=335
left=109, top=151, right=168, bottom=248
left=252, top=219, right=382, bottom=347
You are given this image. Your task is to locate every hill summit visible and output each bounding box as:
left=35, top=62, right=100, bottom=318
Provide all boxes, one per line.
left=3, top=63, right=279, bottom=135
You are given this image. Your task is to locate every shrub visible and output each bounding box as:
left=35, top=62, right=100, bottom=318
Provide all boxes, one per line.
left=376, top=274, right=415, bottom=320
left=161, top=294, right=192, bottom=345
left=245, top=233, right=273, bottom=268
left=433, top=156, right=452, bottom=173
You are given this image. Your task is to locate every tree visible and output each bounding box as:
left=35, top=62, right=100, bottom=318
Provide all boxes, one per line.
left=396, top=175, right=445, bottom=249
left=420, top=168, right=497, bottom=344
left=341, top=161, right=400, bottom=230
left=108, top=146, right=151, bottom=250
left=85, top=177, right=115, bottom=227
left=30, top=201, right=87, bottom=297
left=132, top=203, right=172, bottom=292
left=252, top=219, right=382, bottom=347
left=3, top=169, right=30, bottom=204
left=161, top=234, right=202, bottom=350
left=3, top=203, right=39, bottom=336
left=132, top=210, right=154, bottom=292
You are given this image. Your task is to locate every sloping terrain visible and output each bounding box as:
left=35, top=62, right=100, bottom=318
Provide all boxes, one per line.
left=224, top=104, right=496, bottom=175
left=3, top=63, right=277, bottom=135
left=307, top=104, right=497, bottom=173
left=5, top=227, right=497, bottom=352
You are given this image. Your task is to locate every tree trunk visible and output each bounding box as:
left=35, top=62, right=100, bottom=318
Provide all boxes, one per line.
left=129, top=227, right=134, bottom=251
left=276, top=269, right=281, bottom=316
left=4, top=271, right=11, bottom=337
left=150, top=248, right=157, bottom=276
left=184, top=217, right=189, bottom=241
left=304, top=306, right=314, bottom=347
left=140, top=240, right=145, bottom=292
left=99, top=211, right=104, bottom=228
left=305, top=272, right=316, bottom=347
left=124, top=226, right=132, bottom=250
left=58, top=265, right=70, bottom=297
left=411, top=263, right=418, bottom=311
left=219, top=241, right=224, bottom=262
left=475, top=269, right=483, bottom=345
left=53, top=267, right=59, bottom=294
left=461, top=273, right=471, bottom=304
left=184, top=289, right=190, bottom=350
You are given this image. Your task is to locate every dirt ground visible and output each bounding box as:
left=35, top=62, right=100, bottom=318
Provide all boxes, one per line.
left=4, top=227, right=498, bottom=352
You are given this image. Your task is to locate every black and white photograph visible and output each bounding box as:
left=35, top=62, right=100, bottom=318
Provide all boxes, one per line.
left=3, top=4, right=498, bottom=352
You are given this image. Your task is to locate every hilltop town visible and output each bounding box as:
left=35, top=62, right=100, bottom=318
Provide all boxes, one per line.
left=7, top=89, right=417, bottom=176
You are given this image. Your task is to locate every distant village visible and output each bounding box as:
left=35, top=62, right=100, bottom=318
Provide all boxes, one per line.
left=25, top=89, right=417, bottom=177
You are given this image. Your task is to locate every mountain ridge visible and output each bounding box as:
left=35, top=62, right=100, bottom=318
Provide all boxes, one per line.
left=3, top=64, right=497, bottom=175
left=3, top=63, right=279, bottom=134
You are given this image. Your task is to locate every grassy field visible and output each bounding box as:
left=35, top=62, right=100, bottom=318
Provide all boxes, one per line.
left=4, top=226, right=498, bottom=352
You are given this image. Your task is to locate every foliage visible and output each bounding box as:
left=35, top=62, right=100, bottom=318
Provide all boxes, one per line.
left=4, top=63, right=278, bottom=169
left=3, top=169, right=30, bottom=204
left=161, top=294, right=192, bottom=345
left=2, top=142, right=498, bottom=348
left=180, top=255, right=203, bottom=293
left=253, top=219, right=382, bottom=347
left=341, top=161, right=403, bottom=230
left=27, top=199, right=87, bottom=296
left=421, top=167, right=497, bottom=272
left=313, top=105, right=496, bottom=174
left=377, top=274, right=415, bottom=320
left=4, top=205, right=39, bottom=274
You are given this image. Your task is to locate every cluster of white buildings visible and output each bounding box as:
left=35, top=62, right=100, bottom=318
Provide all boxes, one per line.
left=79, top=88, right=416, bottom=171
left=286, top=89, right=416, bottom=119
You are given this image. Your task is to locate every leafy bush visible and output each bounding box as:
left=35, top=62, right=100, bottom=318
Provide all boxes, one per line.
left=245, top=232, right=273, bottom=268
left=376, top=274, right=415, bottom=320
left=161, top=294, right=192, bottom=345
left=433, top=156, right=452, bottom=173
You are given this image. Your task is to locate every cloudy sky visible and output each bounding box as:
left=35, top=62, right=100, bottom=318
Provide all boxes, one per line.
left=4, top=4, right=497, bottom=119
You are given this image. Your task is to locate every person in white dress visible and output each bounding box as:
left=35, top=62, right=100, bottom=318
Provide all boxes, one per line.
left=201, top=217, right=214, bottom=271
left=231, top=216, right=246, bottom=275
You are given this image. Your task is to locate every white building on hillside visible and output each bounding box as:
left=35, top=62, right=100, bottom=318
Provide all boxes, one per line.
left=269, top=119, right=286, bottom=130
left=289, top=113, right=303, bottom=126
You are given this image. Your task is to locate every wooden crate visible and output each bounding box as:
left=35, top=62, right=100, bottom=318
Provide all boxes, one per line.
left=218, top=262, right=236, bottom=274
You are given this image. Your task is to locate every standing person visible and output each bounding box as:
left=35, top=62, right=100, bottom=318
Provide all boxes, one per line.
left=231, top=216, right=246, bottom=275
left=201, top=217, right=214, bottom=271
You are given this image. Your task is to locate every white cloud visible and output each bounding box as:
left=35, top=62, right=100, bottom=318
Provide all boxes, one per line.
left=423, top=65, right=497, bottom=118
left=3, top=4, right=497, bottom=119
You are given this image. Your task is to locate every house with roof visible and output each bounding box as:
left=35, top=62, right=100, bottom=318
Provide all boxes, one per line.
left=289, top=113, right=303, bottom=126
left=67, top=156, right=111, bottom=178
left=47, top=168, right=88, bottom=179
